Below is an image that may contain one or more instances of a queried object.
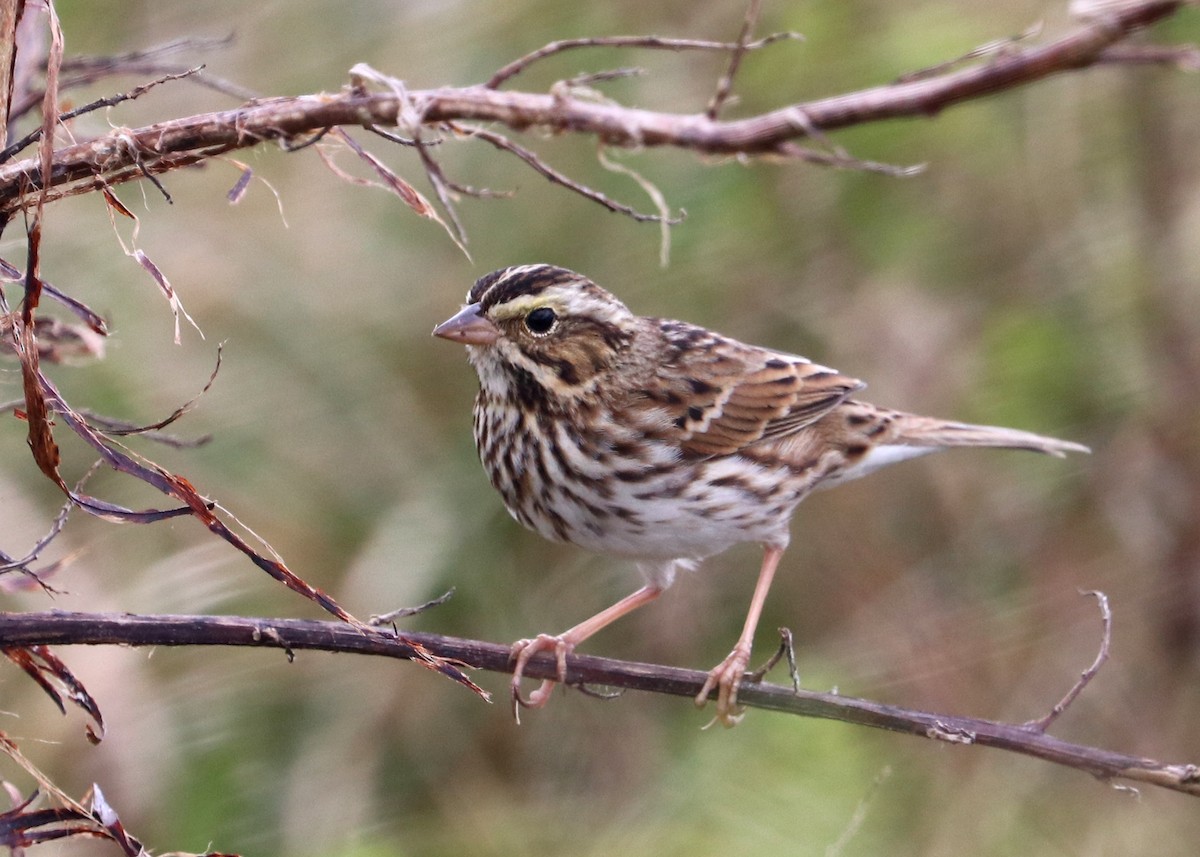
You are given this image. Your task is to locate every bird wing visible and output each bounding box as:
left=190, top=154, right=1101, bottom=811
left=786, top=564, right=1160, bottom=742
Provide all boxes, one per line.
left=627, top=320, right=865, bottom=458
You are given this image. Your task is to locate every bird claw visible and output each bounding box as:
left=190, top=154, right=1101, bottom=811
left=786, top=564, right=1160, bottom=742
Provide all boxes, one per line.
left=509, top=633, right=575, bottom=722
left=695, top=646, right=752, bottom=728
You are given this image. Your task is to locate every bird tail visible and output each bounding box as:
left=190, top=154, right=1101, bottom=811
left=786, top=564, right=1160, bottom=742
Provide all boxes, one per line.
left=891, top=414, right=1090, bottom=458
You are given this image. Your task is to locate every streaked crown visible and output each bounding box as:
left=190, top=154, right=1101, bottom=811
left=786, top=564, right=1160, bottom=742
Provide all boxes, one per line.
left=465, top=265, right=637, bottom=394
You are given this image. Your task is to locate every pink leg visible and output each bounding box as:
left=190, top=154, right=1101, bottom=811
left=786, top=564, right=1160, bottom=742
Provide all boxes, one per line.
left=696, top=545, right=784, bottom=727
left=511, top=584, right=662, bottom=719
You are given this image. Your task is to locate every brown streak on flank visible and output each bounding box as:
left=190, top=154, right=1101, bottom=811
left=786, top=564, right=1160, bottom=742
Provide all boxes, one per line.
left=608, top=503, right=642, bottom=523
left=611, top=439, right=640, bottom=457
left=577, top=469, right=616, bottom=500
left=710, top=474, right=748, bottom=489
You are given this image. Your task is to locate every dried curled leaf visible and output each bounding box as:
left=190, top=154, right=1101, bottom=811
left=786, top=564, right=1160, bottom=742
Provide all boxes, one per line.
left=0, top=314, right=105, bottom=363
left=1, top=646, right=105, bottom=742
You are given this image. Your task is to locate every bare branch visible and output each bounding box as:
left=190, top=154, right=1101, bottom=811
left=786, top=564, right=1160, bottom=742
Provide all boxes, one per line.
left=3, top=610, right=1198, bottom=798
left=0, top=1, right=1186, bottom=219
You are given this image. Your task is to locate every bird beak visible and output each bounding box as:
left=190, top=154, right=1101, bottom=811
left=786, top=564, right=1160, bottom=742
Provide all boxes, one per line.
left=432, top=302, right=498, bottom=345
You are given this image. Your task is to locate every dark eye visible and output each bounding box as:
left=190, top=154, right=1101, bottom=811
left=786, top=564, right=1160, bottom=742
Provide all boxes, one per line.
left=524, top=306, right=557, bottom=335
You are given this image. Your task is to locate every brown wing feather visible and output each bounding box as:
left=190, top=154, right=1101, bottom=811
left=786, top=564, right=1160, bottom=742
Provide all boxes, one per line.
left=626, top=320, right=864, bottom=458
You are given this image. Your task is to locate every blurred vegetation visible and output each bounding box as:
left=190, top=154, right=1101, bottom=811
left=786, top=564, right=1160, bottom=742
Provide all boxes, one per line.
left=2, top=1, right=1199, bottom=855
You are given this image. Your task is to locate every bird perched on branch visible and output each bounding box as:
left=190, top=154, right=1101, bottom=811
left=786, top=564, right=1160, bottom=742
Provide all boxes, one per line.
left=434, top=264, right=1089, bottom=726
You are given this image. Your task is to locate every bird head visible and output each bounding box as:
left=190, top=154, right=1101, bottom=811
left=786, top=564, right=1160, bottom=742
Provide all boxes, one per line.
left=433, top=265, right=636, bottom=395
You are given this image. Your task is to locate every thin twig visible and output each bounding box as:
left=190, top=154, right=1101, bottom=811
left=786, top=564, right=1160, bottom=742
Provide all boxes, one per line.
left=707, top=0, right=764, bottom=119
left=596, top=145, right=679, bottom=265
left=825, top=766, right=892, bottom=857
left=460, top=124, right=682, bottom=224
left=772, top=141, right=926, bottom=177
left=9, top=35, right=254, bottom=122
left=895, top=23, right=1044, bottom=83
left=1024, top=590, right=1113, bottom=734
left=93, top=344, right=222, bottom=438
left=72, top=410, right=212, bottom=448
left=1095, top=42, right=1200, bottom=68
left=748, top=627, right=799, bottom=691
left=366, top=125, right=439, bottom=148
left=0, top=463, right=98, bottom=576
left=572, top=682, right=624, bottom=700
left=0, top=66, right=207, bottom=164
left=415, top=141, right=470, bottom=247
left=324, top=127, right=470, bottom=257
left=0, top=395, right=213, bottom=448
left=369, top=588, right=456, bottom=625
left=564, top=67, right=646, bottom=87
left=2, top=610, right=1198, bottom=798
left=486, top=31, right=802, bottom=89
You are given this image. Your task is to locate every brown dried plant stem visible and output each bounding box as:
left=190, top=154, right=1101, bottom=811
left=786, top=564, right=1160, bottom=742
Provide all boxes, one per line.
left=0, top=0, right=21, bottom=136
left=0, top=0, right=1186, bottom=215
left=3, top=610, right=1198, bottom=799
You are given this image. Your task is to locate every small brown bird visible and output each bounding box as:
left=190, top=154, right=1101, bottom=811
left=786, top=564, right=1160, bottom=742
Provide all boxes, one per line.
left=434, top=264, right=1088, bottom=726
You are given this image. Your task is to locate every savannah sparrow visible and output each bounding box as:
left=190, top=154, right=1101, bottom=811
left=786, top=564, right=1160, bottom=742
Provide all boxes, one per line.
left=434, top=264, right=1088, bottom=726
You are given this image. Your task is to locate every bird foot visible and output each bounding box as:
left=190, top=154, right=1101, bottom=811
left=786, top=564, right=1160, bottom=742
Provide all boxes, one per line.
left=696, top=645, right=752, bottom=728
left=509, top=633, right=575, bottom=721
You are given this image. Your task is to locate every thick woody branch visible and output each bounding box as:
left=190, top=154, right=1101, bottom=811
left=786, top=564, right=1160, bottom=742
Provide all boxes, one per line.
left=3, top=610, right=1198, bottom=798
left=0, top=0, right=1187, bottom=215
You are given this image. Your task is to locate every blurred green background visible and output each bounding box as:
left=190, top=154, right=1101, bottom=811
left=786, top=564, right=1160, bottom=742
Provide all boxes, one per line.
left=3, top=0, right=1199, bottom=854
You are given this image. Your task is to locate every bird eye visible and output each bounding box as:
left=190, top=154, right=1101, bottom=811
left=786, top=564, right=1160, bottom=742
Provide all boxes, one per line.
left=524, top=306, right=557, bottom=335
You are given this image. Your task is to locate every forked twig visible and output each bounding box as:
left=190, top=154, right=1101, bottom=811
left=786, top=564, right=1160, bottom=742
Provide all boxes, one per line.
left=707, top=0, right=764, bottom=119
left=486, top=31, right=802, bottom=89
left=8, top=34, right=254, bottom=122
left=0, top=67, right=207, bottom=164
left=458, top=123, right=682, bottom=224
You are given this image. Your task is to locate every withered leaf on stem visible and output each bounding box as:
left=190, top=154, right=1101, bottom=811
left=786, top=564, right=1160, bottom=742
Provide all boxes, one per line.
left=1, top=645, right=105, bottom=743
left=89, top=785, right=143, bottom=857
left=12, top=219, right=66, bottom=493
left=0, top=257, right=109, bottom=334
